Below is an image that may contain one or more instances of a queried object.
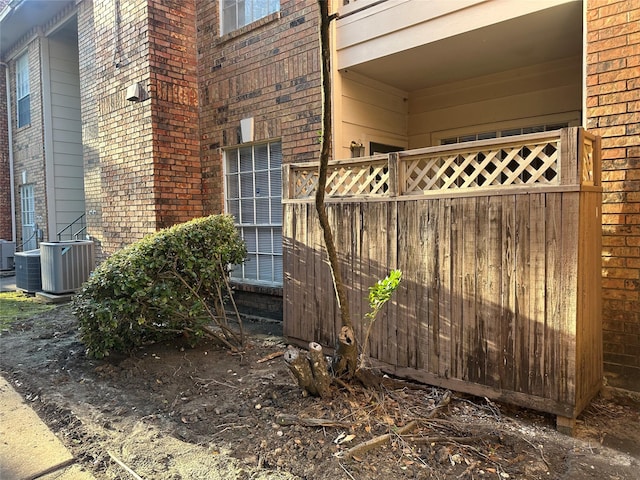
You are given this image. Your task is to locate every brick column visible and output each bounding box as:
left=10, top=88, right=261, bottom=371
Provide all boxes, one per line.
left=0, top=63, right=11, bottom=241
left=586, top=0, right=640, bottom=391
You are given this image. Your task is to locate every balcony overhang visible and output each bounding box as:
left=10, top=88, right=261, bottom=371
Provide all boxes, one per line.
left=0, top=0, right=74, bottom=58
left=336, top=0, right=582, bottom=91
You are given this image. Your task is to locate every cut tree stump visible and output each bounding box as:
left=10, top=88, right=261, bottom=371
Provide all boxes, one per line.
left=284, top=343, right=332, bottom=397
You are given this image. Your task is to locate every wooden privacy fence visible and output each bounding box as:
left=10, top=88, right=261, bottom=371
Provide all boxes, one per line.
left=282, top=127, right=602, bottom=429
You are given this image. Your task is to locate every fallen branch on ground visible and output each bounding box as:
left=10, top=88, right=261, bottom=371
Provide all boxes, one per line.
left=107, top=451, right=143, bottom=480
left=341, top=420, right=418, bottom=459
left=340, top=390, right=452, bottom=459
left=275, top=414, right=350, bottom=428
left=256, top=350, right=284, bottom=363
left=401, top=434, right=500, bottom=445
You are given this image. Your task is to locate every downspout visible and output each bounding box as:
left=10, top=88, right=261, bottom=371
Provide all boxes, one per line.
left=1, top=61, right=17, bottom=243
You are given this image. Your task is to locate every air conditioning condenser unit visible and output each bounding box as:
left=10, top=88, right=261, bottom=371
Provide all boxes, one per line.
left=0, top=240, right=15, bottom=270
left=40, top=240, right=95, bottom=294
left=15, top=249, right=42, bottom=293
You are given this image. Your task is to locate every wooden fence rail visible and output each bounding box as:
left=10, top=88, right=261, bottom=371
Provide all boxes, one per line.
left=282, top=127, right=602, bottom=430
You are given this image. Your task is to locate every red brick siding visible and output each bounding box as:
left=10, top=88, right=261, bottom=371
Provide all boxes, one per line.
left=148, top=0, right=203, bottom=228
left=587, top=0, right=640, bottom=391
left=77, top=0, right=203, bottom=254
left=197, top=0, right=321, bottom=213
left=10, top=42, right=47, bottom=248
left=0, top=64, right=11, bottom=241
left=77, top=0, right=104, bottom=259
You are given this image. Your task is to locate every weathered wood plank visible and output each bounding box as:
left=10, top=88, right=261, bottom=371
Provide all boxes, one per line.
left=529, top=194, right=546, bottom=397
left=396, top=202, right=415, bottom=369
left=476, top=197, right=490, bottom=384
left=514, top=194, right=531, bottom=394
left=375, top=202, right=396, bottom=367
left=461, top=197, right=478, bottom=382
left=450, top=199, right=464, bottom=380
left=485, top=196, right=515, bottom=389
left=559, top=193, right=579, bottom=407
left=484, top=196, right=503, bottom=389
left=560, top=127, right=579, bottom=186
left=426, top=201, right=440, bottom=374
left=545, top=193, right=562, bottom=402
left=575, top=190, right=603, bottom=412
left=437, top=198, right=452, bottom=380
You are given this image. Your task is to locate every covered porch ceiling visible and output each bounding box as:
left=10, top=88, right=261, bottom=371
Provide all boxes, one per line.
left=340, top=1, right=583, bottom=92
left=0, top=0, right=74, bottom=58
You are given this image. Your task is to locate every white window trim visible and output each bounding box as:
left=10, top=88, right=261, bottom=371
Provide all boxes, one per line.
left=224, top=140, right=283, bottom=286
left=16, top=53, right=30, bottom=127
left=433, top=113, right=581, bottom=146
left=220, top=0, right=280, bottom=36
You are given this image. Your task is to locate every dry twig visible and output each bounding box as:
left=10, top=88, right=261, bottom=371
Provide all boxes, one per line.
left=256, top=350, right=284, bottom=363
left=107, top=450, right=144, bottom=480
left=275, top=414, right=350, bottom=428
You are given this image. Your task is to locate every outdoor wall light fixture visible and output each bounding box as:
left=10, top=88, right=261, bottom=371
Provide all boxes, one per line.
left=240, top=117, right=254, bottom=143
left=126, top=83, right=142, bottom=102
left=350, top=140, right=365, bottom=158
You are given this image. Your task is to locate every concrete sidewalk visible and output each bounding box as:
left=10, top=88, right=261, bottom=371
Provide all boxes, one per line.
left=0, top=375, right=95, bottom=480
left=0, top=272, right=16, bottom=293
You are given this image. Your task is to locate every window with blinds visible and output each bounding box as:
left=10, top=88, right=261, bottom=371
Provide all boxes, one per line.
left=221, top=0, right=279, bottom=36
left=441, top=123, right=568, bottom=145
left=225, top=141, right=283, bottom=286
left=16, top=53, right=30, bottom=127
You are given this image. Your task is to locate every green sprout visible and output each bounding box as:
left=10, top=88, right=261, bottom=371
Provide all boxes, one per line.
left=360, top=269, right=402, bottom=368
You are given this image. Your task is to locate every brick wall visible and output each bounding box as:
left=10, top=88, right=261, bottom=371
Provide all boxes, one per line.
left=197, top=0, right=322, bottom=213
left=587, top=0, right=640, bottom=391
left=77, top=0, right=104, bottom=258
left=148, top=0, right=203, bottom=228
left=87, top=0, right=157, bottom=253
left=0, top=63, right=10, bottom=241
left=77, top=0, right=202, bottom=255
left=11, top=41, right=47, bottom=248
left=0, top=0, right=10, bottom=242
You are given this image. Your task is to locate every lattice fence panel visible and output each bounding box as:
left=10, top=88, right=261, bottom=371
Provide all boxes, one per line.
left=402, top=141, right=560, bottom=194
left=292, top=168, right=319, bottom=199
left=581, top=137, right=595, bottom=186
left=290, top=160, right=389, bottom=199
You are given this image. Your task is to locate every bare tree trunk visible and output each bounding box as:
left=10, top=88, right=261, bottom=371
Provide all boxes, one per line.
left=316, top=0, right=358, bottom=379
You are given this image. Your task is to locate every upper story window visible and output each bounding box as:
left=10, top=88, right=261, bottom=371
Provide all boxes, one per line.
left=221, top=0, right=279, bottom=35
left=16, top=53, right=30, bottom=128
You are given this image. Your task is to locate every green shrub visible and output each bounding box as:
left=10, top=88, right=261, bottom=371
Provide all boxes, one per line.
left=73, top=215, right=247, bottom=358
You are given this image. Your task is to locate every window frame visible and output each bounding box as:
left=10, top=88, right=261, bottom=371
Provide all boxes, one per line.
left=20, top=184, right=37, bottom=250
left=15, top=53, right=31, bottom=128
left=224, top=140, right=283, bottom=287
left=220, top=0, right=280, bottom=36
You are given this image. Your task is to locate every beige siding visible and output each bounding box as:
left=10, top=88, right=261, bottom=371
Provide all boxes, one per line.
left=48, top=32, right=85, bottom=237
left=338, top=71, right=409, bottom=158
left=409, top=58, right=582, bottom=147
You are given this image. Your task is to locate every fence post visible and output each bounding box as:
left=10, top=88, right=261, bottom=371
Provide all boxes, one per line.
left=560, top=127, right=579, bottom=186
left=388, top=152, right=399, bottom=197
left=282, top=164, right=291, bottom=200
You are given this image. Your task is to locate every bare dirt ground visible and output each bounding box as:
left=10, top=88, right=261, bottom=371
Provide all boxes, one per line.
left=0, top=304, right=639, bottom=479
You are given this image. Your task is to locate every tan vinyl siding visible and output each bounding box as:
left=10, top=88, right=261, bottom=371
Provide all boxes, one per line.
left=338, top=71, right=409, bottom=158
left=409, top=58, right=582, bottom=148
left=48, top=33, right=85, bottom=237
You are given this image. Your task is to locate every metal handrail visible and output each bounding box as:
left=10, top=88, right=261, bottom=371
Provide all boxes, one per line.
left=17, top=230, right=37, bottom=251
left=57, top=214, right=86, bottom=241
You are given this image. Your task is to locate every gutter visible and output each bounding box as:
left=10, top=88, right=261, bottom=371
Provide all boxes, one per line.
left=1, top=61, right=17, bottom=243
left=0, top=0, right=26, bottom=23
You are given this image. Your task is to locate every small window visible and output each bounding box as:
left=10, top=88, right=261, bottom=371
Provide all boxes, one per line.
left=221, top=0, right=279, bottom=35
left=441, top=123, right=568, bottom=145
left=16, top=53, right=30, bottom=128
left=225, top=141, right=283, bottom=286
